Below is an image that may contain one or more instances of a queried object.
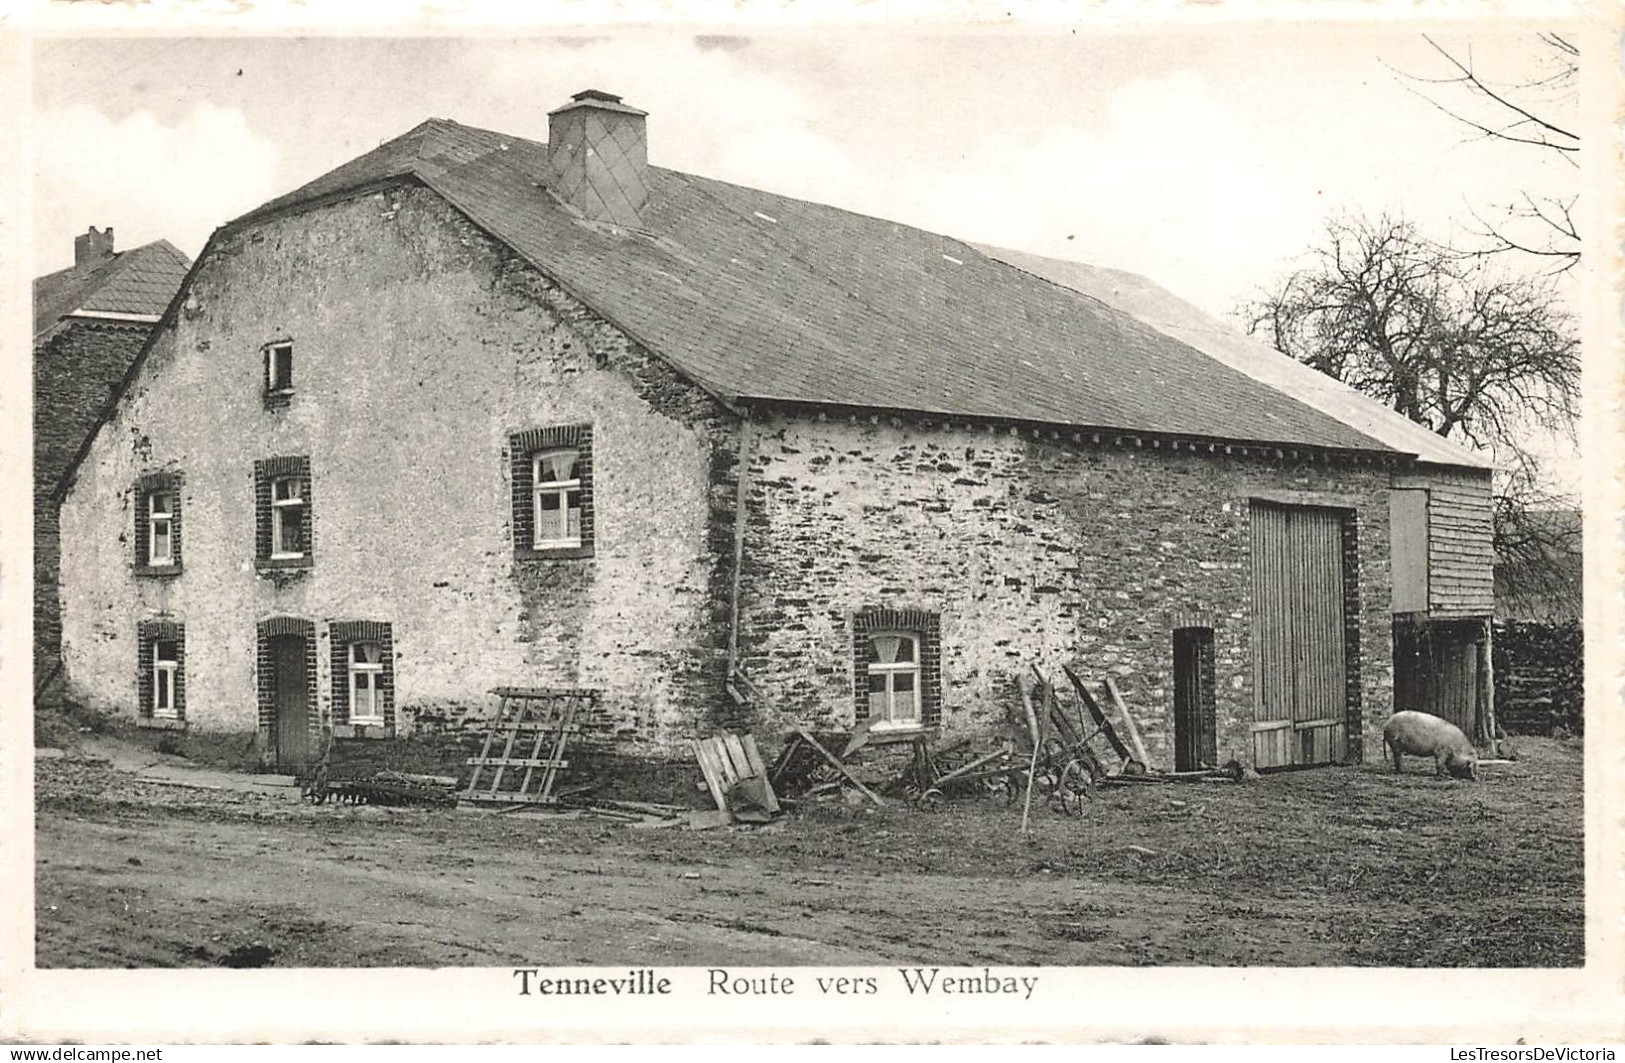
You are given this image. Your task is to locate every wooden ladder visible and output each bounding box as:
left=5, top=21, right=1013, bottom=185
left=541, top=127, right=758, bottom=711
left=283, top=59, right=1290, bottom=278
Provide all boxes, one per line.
left=462, top=687, right=601, bottom=805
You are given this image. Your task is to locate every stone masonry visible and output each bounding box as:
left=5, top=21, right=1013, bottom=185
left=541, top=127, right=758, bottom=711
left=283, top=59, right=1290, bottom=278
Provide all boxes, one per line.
left=35, top=320, right=153, bottom=686
left=733, top=413, right=1396, bottom=767
left=59, top=180, right=1401, bottom=768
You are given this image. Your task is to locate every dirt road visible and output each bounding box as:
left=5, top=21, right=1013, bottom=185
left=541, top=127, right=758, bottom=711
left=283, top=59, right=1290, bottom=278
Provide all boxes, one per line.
left=34, top=736, right=1583, bottom=968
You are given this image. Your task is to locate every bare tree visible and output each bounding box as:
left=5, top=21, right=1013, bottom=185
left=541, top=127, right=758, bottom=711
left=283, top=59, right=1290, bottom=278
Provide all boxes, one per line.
left=1393, top=33, right=1580, bottom=269
left=1241, top=213, right=1582, bottom=612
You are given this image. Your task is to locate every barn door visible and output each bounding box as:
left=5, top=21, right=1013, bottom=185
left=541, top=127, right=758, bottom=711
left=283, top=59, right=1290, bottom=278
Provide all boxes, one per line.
left=1251, top=503, right=1348, bottom=769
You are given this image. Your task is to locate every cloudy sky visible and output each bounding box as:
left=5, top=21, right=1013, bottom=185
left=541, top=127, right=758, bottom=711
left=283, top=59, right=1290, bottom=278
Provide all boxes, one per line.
left=32, top=28, right=1580, bottom=307
left=29, top=25, right=1582, bottom=485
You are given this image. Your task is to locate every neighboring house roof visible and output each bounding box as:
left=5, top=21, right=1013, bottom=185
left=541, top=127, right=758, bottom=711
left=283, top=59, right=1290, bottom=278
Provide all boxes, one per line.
left=974, top=246, right=1493, bottom=472
left=236, top=118, right=1392, bottom=455
left=32, top=239, right=192, bottom=341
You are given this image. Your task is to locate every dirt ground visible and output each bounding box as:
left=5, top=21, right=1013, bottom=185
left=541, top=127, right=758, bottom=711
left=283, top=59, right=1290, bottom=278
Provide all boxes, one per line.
left=34, top=734, right=1583, bottom=968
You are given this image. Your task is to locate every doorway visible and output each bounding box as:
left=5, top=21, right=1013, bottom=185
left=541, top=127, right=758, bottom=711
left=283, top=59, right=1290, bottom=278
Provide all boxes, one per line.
left=1250, top=502, right=1351, bottom=769
left=269, top=633, right=312, bottom=771
left=1173, top=627, right=1216, bottom=772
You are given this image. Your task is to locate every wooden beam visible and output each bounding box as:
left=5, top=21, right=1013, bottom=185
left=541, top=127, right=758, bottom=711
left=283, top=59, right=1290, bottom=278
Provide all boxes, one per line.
left=1103, top=676, right=1151, bottom=769
left=794, top=727, right=883, bottom=806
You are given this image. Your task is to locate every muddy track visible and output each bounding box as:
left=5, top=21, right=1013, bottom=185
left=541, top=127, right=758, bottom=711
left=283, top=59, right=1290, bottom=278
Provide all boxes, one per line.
left=34, top=737, right=1584, bottom=968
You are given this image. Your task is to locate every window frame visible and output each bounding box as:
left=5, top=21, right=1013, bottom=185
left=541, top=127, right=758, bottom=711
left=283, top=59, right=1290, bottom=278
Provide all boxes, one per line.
left=510, top=425, right=594, bottom=560
left=147, top=489, right=176, bottom=567
left=865, top=630, right=923, bottom=731
left=269, top=474, right=306, bottom=560
left=266, top=341, right=294, bottom=394
left=531, top=447, right=583, bottom=550
left=152, top=640, right=179, bottom=719
left=347, top=641, right=386, bottom=727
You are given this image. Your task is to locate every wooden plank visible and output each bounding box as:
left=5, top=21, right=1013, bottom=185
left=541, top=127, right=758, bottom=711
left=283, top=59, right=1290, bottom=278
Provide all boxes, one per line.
left=690, top=739, right=729, bottom=812
left=793, top=727, right=883, bottom=806
left=478, top=722, right=585, bottom=734
left=1251, top=502, right=1292, bottom=728
left=486, top=722, right=523, bottom=795
left=739, top=733, right=769, bottom=778
left=706, top=736, right=742, bottom=790
left=537, top=694, right=578, bottom=804
left=1252, top=723, right=1292, bottom=769
left=462, top=706, right=502, bottom=798
left=721, top=734, right=753, bottom=781
left=1102, top=677, right=1149, bottom=768
left=464, top=791, right=560, bottom=805
left=1062, top=665, right=1133, bottom=762
left=1390, top=488, right=1429, bottom=614
left=465, top=757, right=569, bottom=769
left=738, top=734, right=780, bottom=813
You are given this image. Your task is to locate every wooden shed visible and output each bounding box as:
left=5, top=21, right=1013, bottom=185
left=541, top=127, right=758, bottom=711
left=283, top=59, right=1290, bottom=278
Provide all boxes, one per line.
left=1390, top=466, right=1498, bottom=743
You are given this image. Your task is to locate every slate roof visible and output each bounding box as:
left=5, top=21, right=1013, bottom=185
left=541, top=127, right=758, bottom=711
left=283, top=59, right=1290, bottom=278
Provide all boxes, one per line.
left=974, top=245, right=1493, bottom=471
left=241, top=118, right=1393, bottom=453
left=33, top=239, right=191, bottom=341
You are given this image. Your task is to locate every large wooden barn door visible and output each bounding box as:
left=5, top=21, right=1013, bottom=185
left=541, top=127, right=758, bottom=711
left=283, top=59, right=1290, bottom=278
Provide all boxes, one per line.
left=1251, top=503, right=1348, bottom=769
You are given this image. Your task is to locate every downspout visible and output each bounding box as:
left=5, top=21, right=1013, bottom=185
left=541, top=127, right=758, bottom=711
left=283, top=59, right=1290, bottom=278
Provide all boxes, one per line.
left=724, top=409, right=759, bottom=711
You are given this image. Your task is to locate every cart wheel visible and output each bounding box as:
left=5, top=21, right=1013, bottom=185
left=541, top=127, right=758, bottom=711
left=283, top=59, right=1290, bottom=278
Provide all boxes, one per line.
left=1123, top=759, right=1147, bottom=777
left=918, top=788, right=944, bottom=813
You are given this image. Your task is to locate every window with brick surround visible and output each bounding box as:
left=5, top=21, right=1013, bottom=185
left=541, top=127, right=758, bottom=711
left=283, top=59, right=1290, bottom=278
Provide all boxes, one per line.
left=133, top=471, right=183, bottom=576
left=328, top=620, right=395, bottom=732
left=853, top=608, right=943, bottom=731
left=867, top=631, right=920, bottom=728
left=254, top=457, right=313, bottom=569
left=136, top=619, right=185, bottom=726
left=510, top=425, right=594, bottom=559
left=264, top=341, right=293, bottom=407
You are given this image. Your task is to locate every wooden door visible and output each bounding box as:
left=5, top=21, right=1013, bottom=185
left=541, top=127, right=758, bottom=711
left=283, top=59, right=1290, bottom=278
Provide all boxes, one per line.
left=270, top=634, right=311, bottom=771
left=1251, top=503, right=1348, bottom=769
left=1173, top=628, right=1214, bottom=772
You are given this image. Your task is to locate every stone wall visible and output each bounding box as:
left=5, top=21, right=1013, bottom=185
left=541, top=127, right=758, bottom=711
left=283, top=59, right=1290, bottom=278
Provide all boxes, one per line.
left=57, top=184, right=737, bottom=754
left=734, top=414, right=1397, bottom=768
left=34, top=320, right=152, bottom=685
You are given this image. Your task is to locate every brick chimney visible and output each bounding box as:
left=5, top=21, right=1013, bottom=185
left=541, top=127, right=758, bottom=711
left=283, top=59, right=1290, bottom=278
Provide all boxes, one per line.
left=547, top=89, right=649, bottom=228
left=74, top=226, right=115, bottom=268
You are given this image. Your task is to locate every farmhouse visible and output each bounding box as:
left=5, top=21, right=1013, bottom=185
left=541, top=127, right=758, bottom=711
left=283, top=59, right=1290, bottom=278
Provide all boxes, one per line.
left=34, top=228, right=190, bottom=690
left=54, top=90, right=1494, bottom=773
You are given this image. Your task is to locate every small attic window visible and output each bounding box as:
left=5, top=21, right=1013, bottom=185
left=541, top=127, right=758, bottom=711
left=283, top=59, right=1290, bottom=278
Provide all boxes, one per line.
left=942, top=254, right=964, bottom=266
left=753, top=211, right=778, bottom=224
left=264, top=341, right=294, bottom=406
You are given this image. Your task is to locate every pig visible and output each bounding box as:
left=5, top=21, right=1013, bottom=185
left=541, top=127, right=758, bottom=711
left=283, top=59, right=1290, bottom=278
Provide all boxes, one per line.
left=1382, top=710, right=1479, bottom=780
